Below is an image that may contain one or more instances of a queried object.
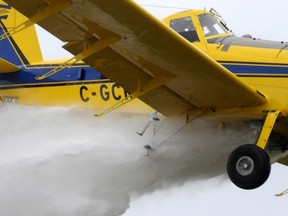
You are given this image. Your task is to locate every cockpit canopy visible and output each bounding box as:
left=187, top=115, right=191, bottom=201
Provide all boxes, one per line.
left=163, top=9, right=233, bottom=43
left=199, top=13, right=229, bottom=38
left=169, top=16, right=200, bottom=42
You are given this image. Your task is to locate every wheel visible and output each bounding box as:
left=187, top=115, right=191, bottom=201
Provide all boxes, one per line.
left=227, top=144, right=271, bottom=190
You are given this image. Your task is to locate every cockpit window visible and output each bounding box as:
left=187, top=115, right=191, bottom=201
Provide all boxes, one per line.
left=170, top=16, right=200, bottom=42
left=198, top=14, right=228, bottom=38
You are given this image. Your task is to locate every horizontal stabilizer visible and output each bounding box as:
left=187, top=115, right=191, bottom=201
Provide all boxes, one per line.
left=0, top=58, right=20, bottom=73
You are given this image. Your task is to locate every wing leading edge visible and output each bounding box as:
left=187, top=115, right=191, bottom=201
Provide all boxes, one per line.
left=4, top=0, right=267, bottom=116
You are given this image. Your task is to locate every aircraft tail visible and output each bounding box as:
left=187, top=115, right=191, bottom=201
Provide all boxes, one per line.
left=0, top=1, right=43, bottom=68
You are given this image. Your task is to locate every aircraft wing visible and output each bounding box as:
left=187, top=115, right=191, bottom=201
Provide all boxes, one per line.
left=4, top=0, right=267, bottom=116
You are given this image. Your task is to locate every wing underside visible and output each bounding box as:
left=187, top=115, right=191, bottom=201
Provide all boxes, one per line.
left=3, top=0, right=267, bottom=116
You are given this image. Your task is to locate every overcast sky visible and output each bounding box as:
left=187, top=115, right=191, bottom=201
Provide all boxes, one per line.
left=35, top=1, right=288, bottom=215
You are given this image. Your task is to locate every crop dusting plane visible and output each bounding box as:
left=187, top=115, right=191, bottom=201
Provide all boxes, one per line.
left=0, top=3, right=148, bottom=112
left=1, top=0, right=288, bottom=190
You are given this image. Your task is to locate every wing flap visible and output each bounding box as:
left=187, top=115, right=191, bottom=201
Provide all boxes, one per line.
left=4, top=0, right=268, bottom=116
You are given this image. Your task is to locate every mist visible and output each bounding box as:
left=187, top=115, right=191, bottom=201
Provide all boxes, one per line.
left=0, top=105, right=259, bottom=216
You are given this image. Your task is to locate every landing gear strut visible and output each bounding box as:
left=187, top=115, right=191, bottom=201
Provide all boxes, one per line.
left=227, top=144, right=271, bottom=189
left=227, top=111, right=280, bottom=189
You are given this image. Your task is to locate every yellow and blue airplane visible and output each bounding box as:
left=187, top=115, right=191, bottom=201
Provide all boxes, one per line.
left=2, top=0, right=288, bottom=190
left=0, top=3, right=150, bottom=112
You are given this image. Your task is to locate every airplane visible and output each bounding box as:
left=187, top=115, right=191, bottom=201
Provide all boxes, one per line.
left=1, top=0, right=288, bottom=190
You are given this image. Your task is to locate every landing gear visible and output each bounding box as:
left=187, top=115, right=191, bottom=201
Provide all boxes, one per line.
left=227, top=111, right=281, bottom=189
left=227, top=144, right=271, bottom=189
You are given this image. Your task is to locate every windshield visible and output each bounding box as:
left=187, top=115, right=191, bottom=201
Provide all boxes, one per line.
left=198, top=13, right=230, bottom=38
left=169, top=16, right=200, bottom=42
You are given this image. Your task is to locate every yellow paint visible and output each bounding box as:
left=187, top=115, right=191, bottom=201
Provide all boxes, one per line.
left=0, top=3, right=43, bottom=63
left=5, top=0, right=267, bottom=116
left=256, top=111, right=280, bottom=149
left=0, top=58, right=20, bottom=73
left=162, top=9, right=288, bottom=114
left=0, top=2, right=288, bottom=123
left=4, top=0, right=288, bottom=190
left=275, top=189, right=288, bottom=197
left=36, top=37, right=120, bottom=81
left=0, top=82, right=152, bottom=113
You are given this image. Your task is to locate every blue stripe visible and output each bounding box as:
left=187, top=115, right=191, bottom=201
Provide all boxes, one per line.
left=0, top=15, right=8, bottom=20
left=2, top=62, right=288, bottom=87
left=223, top=64, right=288, bottom=75
left=0, top=21, right=25, bottom=65
left=0, top=65, right=104, bottom=86
left=0, top=4, right=11, bottom=9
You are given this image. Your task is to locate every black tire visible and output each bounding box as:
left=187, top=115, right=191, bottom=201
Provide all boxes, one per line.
left=227, top=144, right=271, bottom=190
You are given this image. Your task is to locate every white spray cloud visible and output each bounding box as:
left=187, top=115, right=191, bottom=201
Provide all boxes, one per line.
left=0, top=105, right=259, bottom=216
